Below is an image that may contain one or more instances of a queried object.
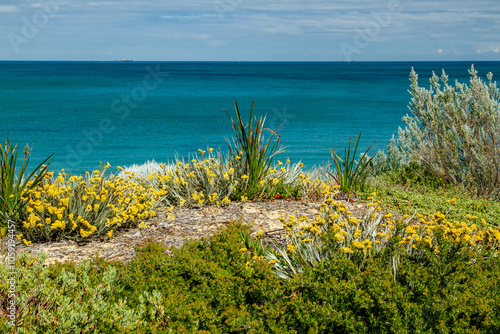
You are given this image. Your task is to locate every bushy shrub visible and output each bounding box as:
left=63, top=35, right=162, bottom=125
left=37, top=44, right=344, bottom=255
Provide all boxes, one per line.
left=283, top=237, right=500, bottom=333
left=2, top=222, right=499, bottom=333
left=127, top=149, right=325, bottom=206
left=375, top=65, right=500, bottom=199
left=382, top=161, right=447, bottom=190
left=17, top=165, right=169, bottom=242
left=116, top=222, right=283, bottom=333
left=268, top=193, right=500, bottom=279
left=0, top=253, right=144, bottom=333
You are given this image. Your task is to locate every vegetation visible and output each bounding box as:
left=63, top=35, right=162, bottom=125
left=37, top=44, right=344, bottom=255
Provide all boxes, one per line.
left=142, top=150, right=319, bottom=208
left=0, top=138, right=52, bottom=238
left=1, top=222, right=499, bottom=333
left=328, top=132, right=374, bottom=199
left=374, top=65, right=500, bottom=200
left=224, top=99, right=285, bottom=199
left=368, top=163, right=500, bottom=227
left=1, top=68, right=500, bottom=332
left=17, top=165, right=169, bottom=243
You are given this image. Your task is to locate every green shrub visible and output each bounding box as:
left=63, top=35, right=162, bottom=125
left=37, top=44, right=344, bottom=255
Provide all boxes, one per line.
left=382, top=161, right=447, bottom=190
left=116, top=222, right=284, bottom=333
left=0, top=253, right=143, bottom=333
left=2, top=222, right=499, bottom=333
left=368, top=173, right=500, bottom=227
left=376, top=65, right=500, bottom=199
left=284, top=237, right=500, bottom=333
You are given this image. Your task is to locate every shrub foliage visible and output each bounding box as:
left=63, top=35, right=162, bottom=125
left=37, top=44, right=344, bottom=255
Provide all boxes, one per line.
left=1, top=222, right=499, bottom=333
left=377, top=65, right=500, bottom=199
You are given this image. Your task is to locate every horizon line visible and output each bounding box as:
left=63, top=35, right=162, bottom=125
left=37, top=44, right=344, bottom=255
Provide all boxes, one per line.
left=1, top=59, right=499, bottom=63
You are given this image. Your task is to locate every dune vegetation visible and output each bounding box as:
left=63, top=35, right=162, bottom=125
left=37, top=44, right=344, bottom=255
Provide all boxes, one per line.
left=1, top=66, right=500, bottom=333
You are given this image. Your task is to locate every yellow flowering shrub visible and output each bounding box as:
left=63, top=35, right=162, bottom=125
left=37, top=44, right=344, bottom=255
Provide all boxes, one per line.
left=129, top=148, right=322, bottom=205
left=268, top=193, right=500, bottom=279
left=19, top=165, right=168, bottom=242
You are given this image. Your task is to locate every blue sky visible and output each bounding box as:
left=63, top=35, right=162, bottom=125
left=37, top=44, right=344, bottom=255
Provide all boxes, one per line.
left=1, top=0, right=499, bottom=61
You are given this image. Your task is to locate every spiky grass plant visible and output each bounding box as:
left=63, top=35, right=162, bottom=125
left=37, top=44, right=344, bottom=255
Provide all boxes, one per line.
left=224, top=99, right=285, bottom=199
left=328, top=132, right=374, bottom=199
left=0, top=138, right=52, bottom=238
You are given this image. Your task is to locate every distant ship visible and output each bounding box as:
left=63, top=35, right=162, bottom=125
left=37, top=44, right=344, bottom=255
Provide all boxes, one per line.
left=115, top=59, right=133, bottom=62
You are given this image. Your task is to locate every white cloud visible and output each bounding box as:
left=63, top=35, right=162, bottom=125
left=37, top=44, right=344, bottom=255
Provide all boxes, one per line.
left=476, top=46, right=500, bottom=54
left=160, top=14, right=216, bottom=20
left=2, top=0, right=499, bottom=60
left=0, top=5, right=19, bottom=13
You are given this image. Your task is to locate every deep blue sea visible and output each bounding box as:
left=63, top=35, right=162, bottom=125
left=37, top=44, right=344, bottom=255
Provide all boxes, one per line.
left=1, top=61, right=499, bottom=175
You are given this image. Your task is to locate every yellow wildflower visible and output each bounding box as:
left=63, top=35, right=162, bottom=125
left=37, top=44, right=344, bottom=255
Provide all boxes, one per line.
left=342, top=247, right=354, bottom=254
left=446, top=198, right=457, bottom=204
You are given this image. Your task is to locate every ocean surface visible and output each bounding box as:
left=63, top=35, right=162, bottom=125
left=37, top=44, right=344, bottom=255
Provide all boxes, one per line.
left=1, top=61, right=500, bottom=175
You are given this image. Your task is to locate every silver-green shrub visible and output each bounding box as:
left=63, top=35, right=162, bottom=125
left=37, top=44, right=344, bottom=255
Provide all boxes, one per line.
left=375, top=65, right=500, bottom=198
left=0, top=253, right=145, bottom=333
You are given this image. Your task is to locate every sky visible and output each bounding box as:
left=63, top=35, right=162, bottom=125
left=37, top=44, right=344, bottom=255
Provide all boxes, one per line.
left=0, top=0, right=499, bottom=61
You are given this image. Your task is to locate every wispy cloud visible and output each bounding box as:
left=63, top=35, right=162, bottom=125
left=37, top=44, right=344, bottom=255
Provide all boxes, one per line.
left=0, top=5, right=19, bottom=13
left=160, top=14, right=217, bottom=20
left=0, top=0, right=499, bottom=60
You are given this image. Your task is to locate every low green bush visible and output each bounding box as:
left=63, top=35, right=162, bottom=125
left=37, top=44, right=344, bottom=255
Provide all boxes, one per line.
left=2, top=222, right=499, bottom=333
left=0, top=253, right=143, bottom=333
left=381, top=161, right=447, bottom=190
left=368, top=170, right=500, bottom=227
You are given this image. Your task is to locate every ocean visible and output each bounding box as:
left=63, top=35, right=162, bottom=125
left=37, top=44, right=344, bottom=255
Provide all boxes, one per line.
left=1, top=61, right=499, bottom=175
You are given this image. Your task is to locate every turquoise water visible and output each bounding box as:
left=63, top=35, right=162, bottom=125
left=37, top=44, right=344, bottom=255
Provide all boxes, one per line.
left=1, top=61, right=499, bottom=174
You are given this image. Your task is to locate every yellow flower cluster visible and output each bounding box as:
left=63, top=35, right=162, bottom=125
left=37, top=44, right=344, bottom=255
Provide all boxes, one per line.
left=279, top=194, right=500, bottom=262
left=149, top=153, right=238, bottom=206
left=191, top=191, right=205, bottom=206
left=20, top=166, right=167, bottom=242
